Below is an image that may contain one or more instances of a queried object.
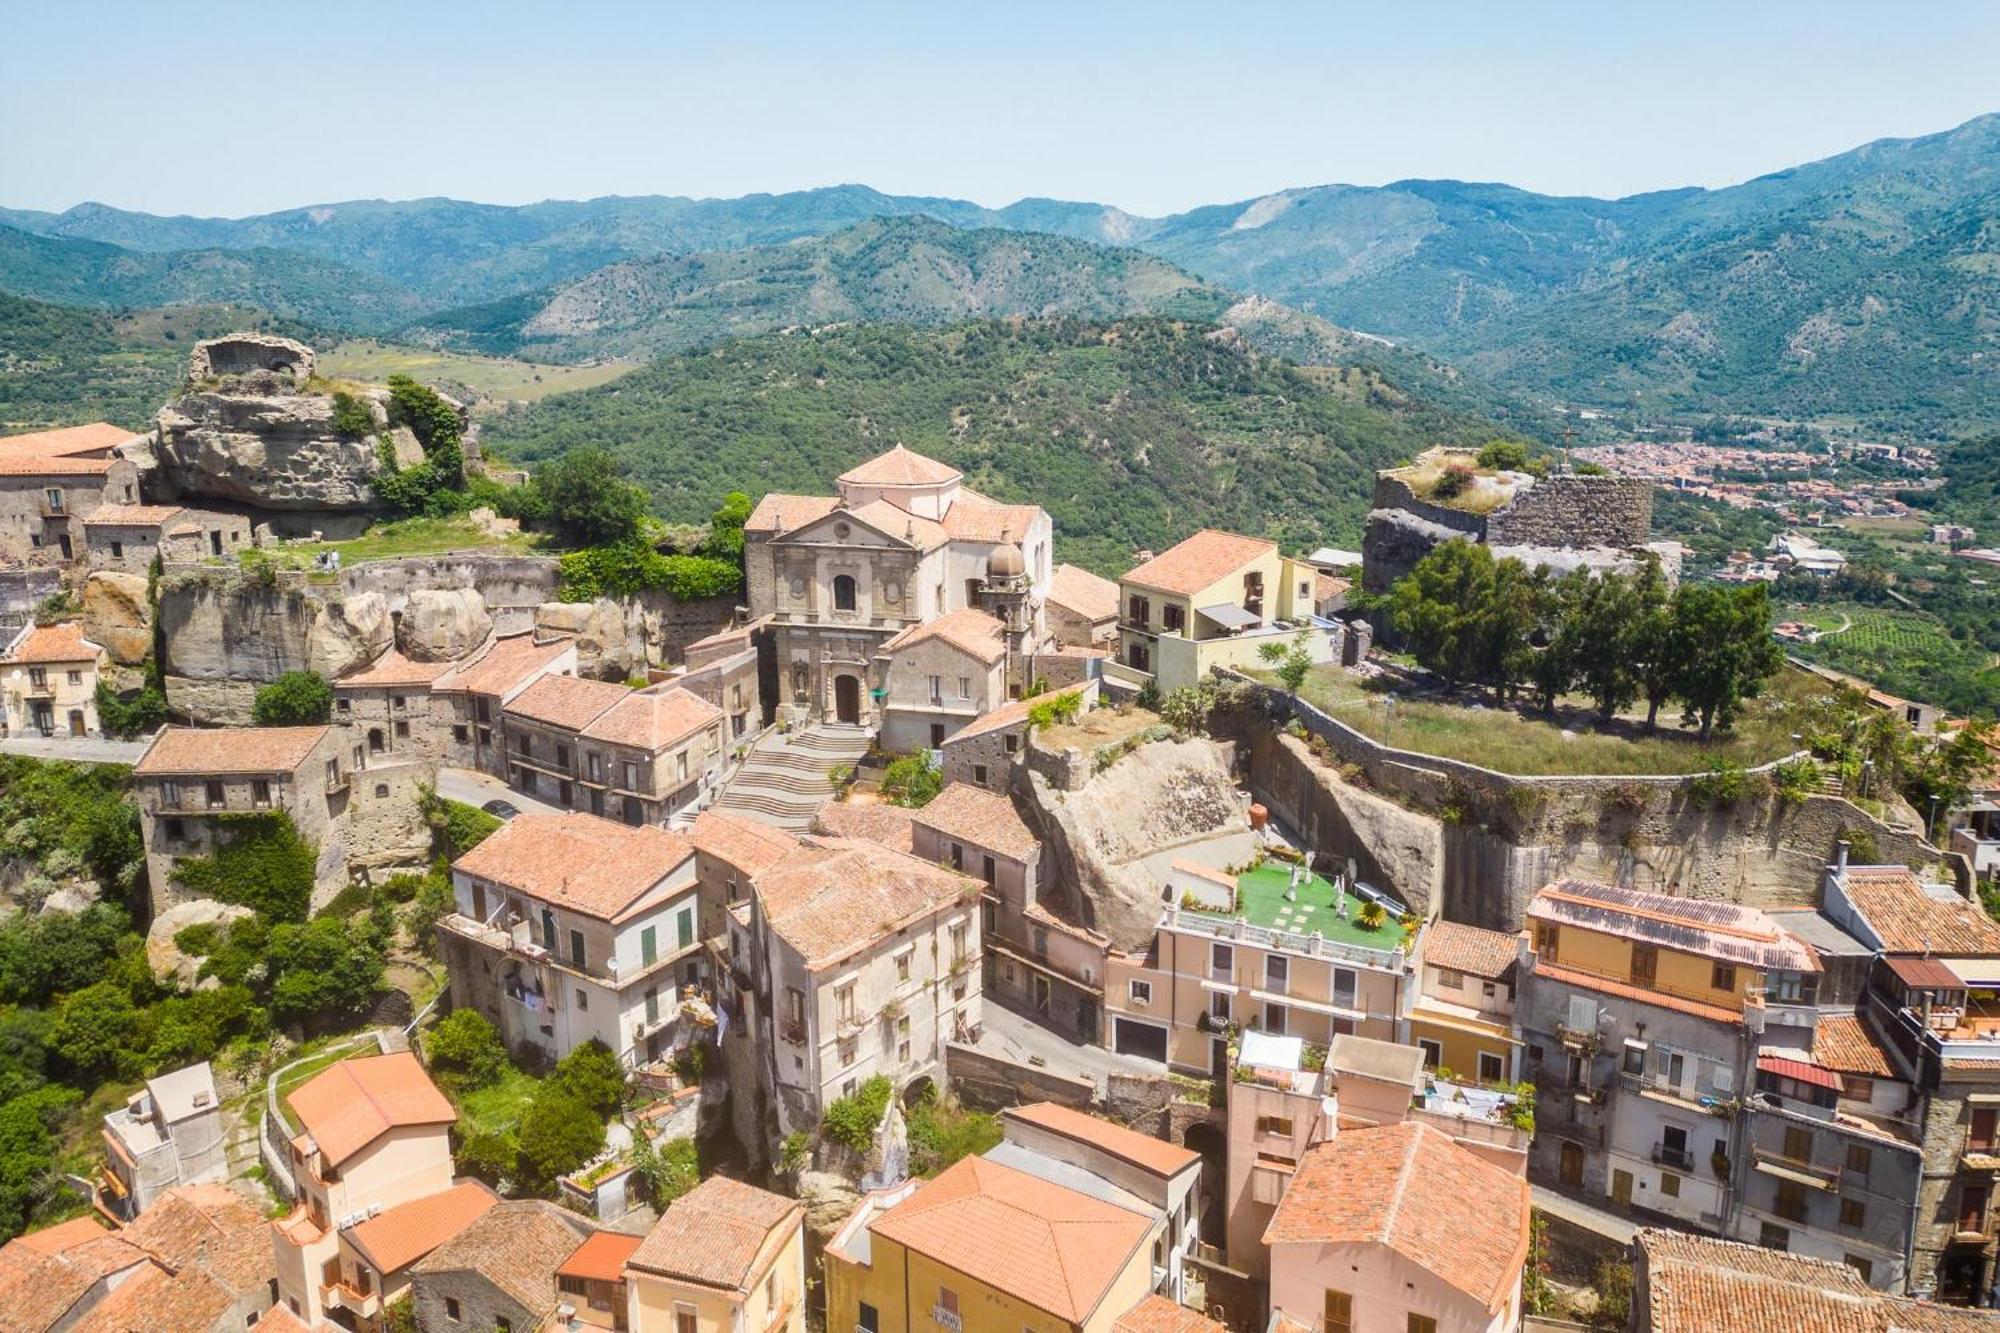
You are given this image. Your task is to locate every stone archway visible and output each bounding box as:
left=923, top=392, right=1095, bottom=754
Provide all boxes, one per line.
left=834, top=674, right=862, bottom=724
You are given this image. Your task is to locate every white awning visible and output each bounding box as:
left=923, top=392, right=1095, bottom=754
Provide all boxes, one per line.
left=1197, top=603, right=1262, bottom=631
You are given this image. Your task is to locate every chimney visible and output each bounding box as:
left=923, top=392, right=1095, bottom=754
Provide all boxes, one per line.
left=1835, top=839, right=1850, bottom=874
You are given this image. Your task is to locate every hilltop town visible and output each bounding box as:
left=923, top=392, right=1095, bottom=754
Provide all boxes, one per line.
left=4, top=333, right=2000, bottom=1333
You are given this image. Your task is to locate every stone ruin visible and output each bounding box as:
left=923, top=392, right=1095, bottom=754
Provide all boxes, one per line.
left=186, top=332, right=315, bottom=392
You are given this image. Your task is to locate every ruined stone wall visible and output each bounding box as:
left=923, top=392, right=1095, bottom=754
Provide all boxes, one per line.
left=943, top=1041, right=1094, bottom=1112
left=1486, top=474, right=1653, bottom=549
left=335, top=552, right=559, bottom=631
left=343, top=761, right=433, bottom=874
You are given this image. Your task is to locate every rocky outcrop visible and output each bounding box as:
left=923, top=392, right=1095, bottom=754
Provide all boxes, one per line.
left=1029, top=735, right=1244, bottom=950
left=795, top=1171, right=864, bottom=1244
left=157, top=569, right=390, bottom=721
left=397, top=588, right=492, bottom=662
left=186, top=333, right=314, bottom=390
left=147, top=391, right=413, bottom=511
left=81, top=571, right=154, bottom=665
left=146, top=900, right=256, bottom=991
left=536, top=599, right=648, bottom=680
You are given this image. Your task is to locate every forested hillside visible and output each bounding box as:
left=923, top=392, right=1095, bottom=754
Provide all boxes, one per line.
left=482, top=317, right=1510, bottom=573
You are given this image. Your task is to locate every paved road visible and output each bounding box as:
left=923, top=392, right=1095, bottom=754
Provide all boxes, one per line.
left=1531, top=1183, right=1638, bottom=1244
left=434, top=765, right=563, bottom=817
left=975, top=1001, right=1163, bottom=1093
left=0, top=734, right=148, bottom=764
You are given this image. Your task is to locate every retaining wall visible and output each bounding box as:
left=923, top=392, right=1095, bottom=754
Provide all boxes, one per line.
left=943, top=1042, right=1093, bottom=1112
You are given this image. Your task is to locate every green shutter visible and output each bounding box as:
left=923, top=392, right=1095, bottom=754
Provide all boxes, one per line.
left=676, top=908, right=694, bottom=949
left=641, top=926, right=657, bottom=966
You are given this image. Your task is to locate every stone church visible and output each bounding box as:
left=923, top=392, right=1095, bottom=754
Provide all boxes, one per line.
left=743, top=445, right=1056, bottom=729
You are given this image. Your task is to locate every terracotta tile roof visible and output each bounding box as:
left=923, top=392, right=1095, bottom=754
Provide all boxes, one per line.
left=118, top=1184, right=271, bottom=1295
left=941, top=491, right=1042, bottom=544
left=285, top=1052, right=455, bottom=1169
left=0, top=1218, right=148, bottom=1333
left=80, top=504, right=186, bottom=527
left=1121, top=529, right=1277, bottom=597
left=557, top=1229, right=642, bottom=1284
left=914, top=783, right=1040, bottom=863
left=1839, top=867, right=2000, bottom=956
left=744, top=494, right=840, bottom=534
left=504, top=672, right=627, bottom=732
left=842, top=499, right=947, bottom=550
left=1757, top=1053, right=1843, bottom=1092
left=431, top=632, right=573, bottom=698
left=250, top=1307, right=322, bottom=1332
left=811, top=801, right=916, bottom=855
left=3, top=621, right=103, bottom=665
left=133, top=725, right=329, bottom=778
left=1634, top=1228, right=1881, bottom=1333
left=1112, top=1294, right=1226, bottom=1333
left=1002, top=1103, right=1198, bottom=1177
left=582, top=686, right=721, bottom=752
left=880, top=608, right=1007, bottom=663
left=0, top=423, right=139, bottom=458
left=1533, top=960, right=1744, bottom=1025
left=1814, top=1012, right=1901, bottom=1079
left=1047, top=563, right=1119, bottom=621
left=346, top=1180, right=496, bottom=1275
left=1528, top=879, right=1819, bottom=972
left=1264, top=1122, right=1530, bottom=1313
left=1423, top=920, right=1520, bottom=981
left=755, top=835, right=981, bottom=969
left=868, top=1155, right=1153, bottom=1324
left=627, top=1175, right=800, bottom=1291
left=944, top=682, right=1088, bottom=743
left=454, top=812, right=694, bottom=922
left=67, top=1260, right=232, bottom=1333
left=336, top=647, right=453, bottom=689
left=838, top=444, right=961, bottom=487
left=692, top=809, right=803, bottom=876
left=410, top=1198, right=588, bottom=1316
left=0, top=453, right=119, bottom=476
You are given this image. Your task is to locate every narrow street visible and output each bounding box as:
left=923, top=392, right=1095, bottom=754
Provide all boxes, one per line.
left=0, top=734, right=147, bottom=764
left=434, top=765, right=564, bottom=816
left=975, top=1001, right=1164, bottom=1094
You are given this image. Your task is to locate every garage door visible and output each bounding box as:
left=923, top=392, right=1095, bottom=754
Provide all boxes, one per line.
left=1113, top=1017, right=1168, bottom=1062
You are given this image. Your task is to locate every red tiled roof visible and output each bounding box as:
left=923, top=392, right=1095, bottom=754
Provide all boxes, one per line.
left=557, top=1229, right=642, bottom=1284
left=914, top=783, right=1040, bottom=863
left=1047, top=563, right=1119, bottom=621
left=431, top=632, right=573, bottom=698
left=0, top=423, right=138, bottom=458
left=285, top=1052, right=455, bottom=1169
left=1840, top=867, right=2000, bottom=956
left=628, top=1175, right=800, bottom=1291
left=880, top=607, right=1007, bottom=664
left=117, top=1184, right=271, bottom=1296
left=0, top=454, right=119, bottom=476
left=1002, top=1103, right=1198, bottom=1177
left=336, top=647, right=453, bottom=689
left=1121, top=529, right=1276, bottom=597
left=453, top=812, right=694, bottom=922
left=1813, top=1013, right=1900, bottom=1079
left=940, top=490, right=1041, bottom=544
left=0, top=1217, right=149, bottom=1333
left=504, top=672, right=627, bottom=731
left=1112, top=1294, right=1226, bottom=1333
left=810, top=801, right=917, bottom=856
left=838, top=444, right=961, bottom=487
left=80, top=504, right=186, bottom=527
left=582, top=686, right=721, bottom=752
left=691, top=809, right=802, bottom=877
left=409, top=1198, right=587, bottom=1316
left=4, top=621, right=103, bottom=665
left=841, top=499, right=946, bottom=550
left=133, top=725, right=328, bottom=778
left=744, top=494, right=840, bottom=534
left=346, top=1180, right=496, bottom=1275
left=1634, top=1228, right=1881, bottom=1333
left=868, top=1155, right=1154, bottom=1324
left=1422, top=920, right=1520, bottom=981
left=1757, top=1054, right=1843, bottom=1092
left=1264, top=1122, right=1530, bottom=1313
left=754, top=836, right=979, bottom=970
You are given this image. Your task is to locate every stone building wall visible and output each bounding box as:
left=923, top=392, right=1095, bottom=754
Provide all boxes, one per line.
left=343, top=762, right=433, bottom=875
left=1485, top=474, right=1654, bottom=549
left=409, top=1268, right=543, bottom=1333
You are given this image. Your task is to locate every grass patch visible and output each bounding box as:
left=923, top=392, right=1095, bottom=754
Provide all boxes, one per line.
left=319, top=340, right=638, bottom=410
left=455, top=1065, right=541, bottom=1138
left=1229, top=864, right=1404, bottom=949
left=1277, top=663, right=1820, bottom=777
left=243, top=515, right=545, bottom=572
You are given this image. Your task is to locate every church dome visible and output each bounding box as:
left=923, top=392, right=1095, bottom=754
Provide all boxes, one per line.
left=988, top=542, right=1026, bottom=579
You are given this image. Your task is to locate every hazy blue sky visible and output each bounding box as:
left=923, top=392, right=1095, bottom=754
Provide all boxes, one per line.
left=4, top=2, right=1996, bottom=217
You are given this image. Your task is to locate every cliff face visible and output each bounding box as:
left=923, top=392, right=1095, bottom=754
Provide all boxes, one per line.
left=157, top=569, right=393, bottom=722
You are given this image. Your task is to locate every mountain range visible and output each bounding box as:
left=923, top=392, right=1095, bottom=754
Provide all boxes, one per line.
left=4, top=112, right=1997, bottom=429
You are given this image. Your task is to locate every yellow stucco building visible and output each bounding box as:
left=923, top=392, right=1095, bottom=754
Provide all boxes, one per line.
left=1407, top=919, right=1524, bottom=1084
left=624, top=1175, right=807, bottom=1333
left=825, top=1154, right=1164, bottom=1333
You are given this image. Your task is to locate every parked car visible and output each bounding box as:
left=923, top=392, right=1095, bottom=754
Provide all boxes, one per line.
left=481, top=798, right=521, bottom=821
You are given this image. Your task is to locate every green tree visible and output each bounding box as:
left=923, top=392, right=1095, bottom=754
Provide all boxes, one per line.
left=252, top=670, right=332, bottom=726
left=264, top=917, right=385, bottom=1027
left=550, top=1039, right=626, bottom=1118
left=1626, top=560, right=1677, bottom=730
left=1475, top=439, right=1532, bottom=471
left=425, top=1010, right=507, bottom=1095
left=704, top=491, right=753, bottom=560
left=0, top=1085, right=79, bottom=1238
left=1667, top=582, right=1782, bottom=740
left=49, top=981, right=139, bottom=1085
left=454, top=1127, right=519, bottom=1189
left=516, top=1088, right=605, bottom=1191
left=1391, top=540, right=1493, bottom=688
left=533, top=447, right=651, bottom=548
left=881, top=752, right=943, bottom=808
left=1570, top=568, right=1647, bottom=722
left=1528, top=569, right=1589, bottom=713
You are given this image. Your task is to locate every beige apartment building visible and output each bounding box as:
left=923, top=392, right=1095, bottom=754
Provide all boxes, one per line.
left=273, top=1052, right=476, bottom=1331
left=0, top=620, right=106, bottom=739
left=743, top=444, right=1054, bottom=727
left=502, top=675, right=728, bottom=825
left=81, top=503, right=252, bottom=572
left=0, top=422, right=143, bottom=567
left=1046, top=562, right=1121, bottom=647
left=625, top=1175, right=807, bottom=1333
left=431, top=630, right=579, bottom=777
left=874, top=607, right=1011, bottom=752
left=1109, top=528, right=1327, bottom=693
left=674, top=617, right=768, bottom=743
left=334, top=647, right=453, bottom=772
left=132, top=724, right=351, bottom=915
left=438, top=811, right=703, bottom=1068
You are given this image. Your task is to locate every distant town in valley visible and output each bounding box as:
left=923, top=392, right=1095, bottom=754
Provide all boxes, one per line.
left=4, top=24, right=2000, bottom=1333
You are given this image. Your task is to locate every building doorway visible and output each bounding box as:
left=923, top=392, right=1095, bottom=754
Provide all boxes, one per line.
left=1611, top=1169, right=1633, bottom=1206
left=1560, top=1141, right=1584, bottom=1188
left=67, top=709, right=85, bottom=737
left=834, top=674, right=861, bottom=724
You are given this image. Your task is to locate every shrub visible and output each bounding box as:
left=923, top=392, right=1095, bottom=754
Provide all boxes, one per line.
left=633, top=1135, right=700, bottom=1206
left=170, top=811, right=318, bottom=922
left=1688, top=758, right=1750, bottom=808
left=907, top=1095, right=1000, bottom=1177
left=1356, top=901, right=1387, bottom=930
left=881, top=753, right=942, bottom=808
left=550, top=1040, right=626, bottom=1118
left=425, top=793, right=503, bottom=859
left=1772, top=756, right=1822, bottom=806
left=1134, top=678, right=1162, bottom=712
left=822, top=1074, right=893, bottom=1151
left=1431, top=462, right=1476, bottom=499
left=96, top=677, right=168, bottom=739
left=1026, top=690, right=1083, bottom=730
left=329, top=390, right=377, bottom=439
left=425, top=1010, right=507, bottom=1094
left=1840, top=826, right=1882, bottom=865
left=401, top=866, right=457, bottom=956
left=1159, top=682, right=1216, bottom=737
left=238, top=547, right=278, bottom=586
left=779, top=1130, right=811, bottom=1174
left=454, top=1127, right=518, bottom=1188
left=252, top=671, right=332, bottom=726
left=515, top=1088, right=605, bottom=1191
left=1475, top=439, right=1531, bottom=471
left=556, top=544, right=741, bottom=602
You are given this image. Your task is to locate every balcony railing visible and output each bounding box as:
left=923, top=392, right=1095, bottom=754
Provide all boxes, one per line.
left=931, top=1306, right=963, bottom=1333
left=1163, top=905, right=1404, bottom=971
left=1652, top=1143, right=1696, bottom=1171
left=1752, top=1144, right=1841, bottom=1190
left=1557, top=1023, right=1601, bottom=1052
left=780, top=1019, right=806, bottom=1045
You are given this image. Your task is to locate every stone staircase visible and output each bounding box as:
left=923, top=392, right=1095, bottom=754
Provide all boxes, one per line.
left=711, top=724, right=873, bottom=831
